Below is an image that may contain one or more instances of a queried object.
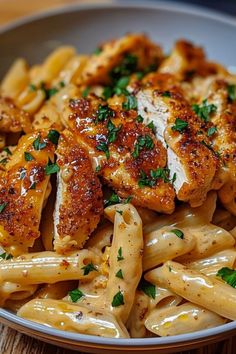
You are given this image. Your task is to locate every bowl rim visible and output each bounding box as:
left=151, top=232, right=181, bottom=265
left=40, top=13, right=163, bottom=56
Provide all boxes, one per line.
left=0, top=0, right=236, bottom=347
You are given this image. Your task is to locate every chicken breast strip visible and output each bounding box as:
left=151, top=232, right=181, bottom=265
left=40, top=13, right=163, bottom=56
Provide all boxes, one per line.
left=54, top=129, right=103, bottom=254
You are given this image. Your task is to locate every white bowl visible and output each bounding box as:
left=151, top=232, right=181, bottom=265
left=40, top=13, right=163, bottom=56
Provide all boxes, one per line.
left=0, top=1, right=236, bottom=352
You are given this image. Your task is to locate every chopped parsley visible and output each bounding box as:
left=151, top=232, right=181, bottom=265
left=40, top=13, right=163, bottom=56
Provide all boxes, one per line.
left=93, top=47, right=102, bottom=55
left=96, top=105, right=115, bottom=123
left=114, top=76, right=130, bottom=95
left=102, top=86, right=113, bottom=100
left=123, top=195, right=133, bottom=204
left=192, top=99, right=217, bottom=122
left=0, top=252, right=13, bottom=260
left=69, top=289, right=84, bottom=302
left=29, top=83, right=37, bottom=92
left=217, top=267, right=236, bottom=288
left=82, top=86, right=90, bottom=98
left=227, top=84, right=236, bottom=102
left=19, top=169, right=26, bottom=180
left=0, top=158, right=8, bottom=165
left=138, top=168, right=173, bottom=188
left=162, top=91, right=171, bottom=98
left=107, top=119, right=122, bottom=143
left=95, top=165, right=101, bottom=172
left=24, top=152, right=34, bottom=161
left=115, top=269, right=124, bottom=279
left=29, top=182, right=36, bottom=190
left=105, top=193, right=120, bottom=207
left=47, top=130, right=60, bottom=145
left=111, top=290, right=124, bottom=307
left=116, top=210, right=123, bottom=215
left=136, top=115, right=144, bottom=123
left=81, top=262, right=97, bottom=276
left=150, top=168, right=171, bottom=183
left=41, top=82, right=58, bottom=99
left=110, top=54, right=138, bottom=81
left=138, top=170, right=155, bottom=188
left=96, top=141, right=110, bottom=159
left=132, top=135, right=154, bottom=158
left=138, top=278, right=156, bottom=299
left=45, top=160, right=60, bottom=175
left=147, top=121, right=156, bottom=133
left=33, top=136, right=47, bottom=151
left=201, top=140, right=220, bottom=157
left=171, top=118, right=188, bottom=133
left=3, top=147, right=12, bottom=156
left=0, top=202, right=8, bottom=213
left=207, top=126, right=217, bottom=137
left=117, top=247, right=124, bottom=261
left=171, top=229, right=184, bottom=239
left=122, top=94, right=137, bottom=111
left=59, top=81, right=65, bottom=88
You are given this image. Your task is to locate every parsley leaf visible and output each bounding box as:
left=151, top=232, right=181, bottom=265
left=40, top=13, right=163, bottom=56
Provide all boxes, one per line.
left=47, top=130, right=60, bottom=145
left=138, top=168, right=172, bottom=188
left=171, top=229, right=184, bottom=239
left=103, top=86, right=113, bottom=100
left=115, top=269, right=124, bottom=279
left=29, top=182, right=36, bottom=190
left=138, top=278, right=156, bottom=299
left=95, top=165, right=101, bottom=172
left=41, top=82, right=58, bottom=99
left=227, top=84, right=236, bottom=102
left=82, top=86, right=90, bottom=98
left=138, top=170, right=156, bottom=188
left=217, top=267, right=236, bottom=288
left=81, top=262, right=97, bottom=276
left=122, top=94, right=137, bottom=111
left=123, top=195, right=133, bottom=204
left=192, top=99, right=217, bottom=122
left=96, top=141, right=110, bottom=159
left=147, top=121, right=156, bottom=133
left=33, top=136, right=47, bottom=150
left=0, top=158, right=8, bottom=165
left=117, top=247, right=124, bottom=261
left=136, top=115, right=144, bottom=123
left=150, top=168, right=171, bottom=183
left=45, top=159, right=60, bottom=175
left=116, top=210, right=123, bottom=215
left=107, top=119, right=122, bottom=143
left=171, top=118, right=188, bottom=133
left=207, top=126, right=217, bottom=137
left=162, top=91, right=171, bottom=98
left=29, top=83, right=37, bottom=91
left=110, top=54, right=138, bottom=81
left=132, top=135, right=154, bottom=158
left=3, top=147, right=12, bottom=156
left=0, top=252, right=13, bottom=260
left=69, top=289, right=84, bottom=302
left=96, top=105, right=115, bottom=123
left=0, top=202, right=8, bottom=213
left=19, top=169, right=26, bottom=180
left=112, top=290, right=124, bottom=307
left=24, top=152, right=34, bottom=161
left=105, top=193, right=120, bottom=207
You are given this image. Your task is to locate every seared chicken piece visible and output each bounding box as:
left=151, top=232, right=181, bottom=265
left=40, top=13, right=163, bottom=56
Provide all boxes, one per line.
left=62, top=95, right=175, bottom=214
left=0, top=131, right=55, bottom=256
left=195, top=79, right=236, bottom=214
left=0, top=96, right=32, bottom=133
left=136, top=73, right=218, bottom=207
left=159, top=40, right=227, bottom=81
left=78, top=33, right=163, bottom=86
left=54, top=129, right=103, bottom=254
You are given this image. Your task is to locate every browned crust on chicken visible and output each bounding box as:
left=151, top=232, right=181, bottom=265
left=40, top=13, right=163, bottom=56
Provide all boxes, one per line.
left=54, top=129, right=103, bottom=253
left=0, top=96, right=32, bottom=133
left=62, top=95, right=175, bottom=214
left=0, top=131, right=55, bottom=255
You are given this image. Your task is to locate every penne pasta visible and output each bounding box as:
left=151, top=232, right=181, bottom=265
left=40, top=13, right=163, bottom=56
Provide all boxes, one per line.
left=0, top=281, right=38, bottom=307
left=145, top=302, right=226, bottom=336
left=18, top=299, right=130, bottom=338
left=146, top=261, right=236, bottom=320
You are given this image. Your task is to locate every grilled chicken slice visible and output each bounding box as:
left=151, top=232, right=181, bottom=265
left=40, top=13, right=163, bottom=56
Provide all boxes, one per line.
left=136, top=73, right=218, bottom=207
left=195, top=79, right=236, bottom=214
left=0, top=96, right=32, bottom=133
left=0, top=131, right=55, bottom=256
left=159, top=40, right=227, bottom=81
left=61, top=95, right=175, bottom=214
left=54, top=129, right=103, bottom=254
left=78, top=33, right=163, bottom=86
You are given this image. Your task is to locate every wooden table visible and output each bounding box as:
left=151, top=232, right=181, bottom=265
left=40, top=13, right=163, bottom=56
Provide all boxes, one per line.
left=0, top=1, right=236, bottom=353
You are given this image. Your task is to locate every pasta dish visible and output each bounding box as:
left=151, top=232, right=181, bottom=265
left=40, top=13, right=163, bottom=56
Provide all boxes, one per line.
left=0, top=33, right=235, bottom=338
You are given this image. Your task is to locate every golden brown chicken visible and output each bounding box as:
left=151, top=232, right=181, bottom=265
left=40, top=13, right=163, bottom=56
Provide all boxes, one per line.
left=0, top=130, right=56, bottom=255
left=61, top=94, right=175, bottom=214
left=135, top=73, right=218, bottom=207
left=54, top=129, right=104, bottom=253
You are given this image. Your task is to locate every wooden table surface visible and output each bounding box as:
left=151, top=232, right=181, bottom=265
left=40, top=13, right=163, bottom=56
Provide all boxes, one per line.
left=0, top=1, right=236, bottom=353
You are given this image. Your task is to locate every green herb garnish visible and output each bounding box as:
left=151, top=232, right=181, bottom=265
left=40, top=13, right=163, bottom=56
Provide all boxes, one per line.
left=117, top=247, right=124, bottom=261
left=47, top=130, right=60, bottom=145
left=69, top=289, right=84, bottom=302
left=136, top=115, right=144, bottom=123
left=0, top=202, right=8, bottom=213
left=107, top=119, right=122, bottom=143
left=33, top=136, right=47, bottom=151
left=45, top=160, right=59, bottom=175
left=24, top=152, right=34, bottom=161
left=171, top=229, right=184, bottom=239
left=217, top=267, right=236, bottom=288
left=111, top=290, right=124, bottom=307
left=132, top=135, right=154, bottom=158
left=96, top=141, right=110, bottom=159
left=122, top=94, right=137, bottom=111
left=171, top=118, right=188, bottom=133
left=192, top=99, right=217, bottom=122
left=29, top=182, right=36, bottom=190
left=81, top=262, right=97, bottom=276
left=138, top=278, right=156, bottom=299
left=3, top=147, right=12, bottom=156
left=82, top=86, right=90, bottom=98
left=0, top=252, right=13, bottom=260
left=105, top=193, right=120, bottom=207
left=227, top=84, right=236, bottom=102
left=96, top=105, right=115, bottom=123
left=207, top=126, right=217, bottom=137
left=115, top=269, right=124, bottom=279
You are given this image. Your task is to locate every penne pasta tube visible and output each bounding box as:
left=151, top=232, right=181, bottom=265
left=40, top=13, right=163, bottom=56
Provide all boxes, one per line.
left=104, top=204, right=143, bottom=324
left=0, top=250, right=100, bottom=285
left=145, top=302, right=226, bottom=337
left=85, top=222, right=113, bottom=254
left=176, top=224, right=235, bottom=262
left=184, top=249, right=236, bottom=276
left=143, top=226, right=196, bottom=271
left=0, top=281, right=38, bottom=306
left=146, top=261, right=236, bottom=320
left=127, top=291, right=150, bottom=338
left=1, top=58, right=29, bottom=98
left=18, top=299, right=129, bottom=338
left=213, top=208, right=236, bottom=231
left=35, top=281, right=77, bottom=300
